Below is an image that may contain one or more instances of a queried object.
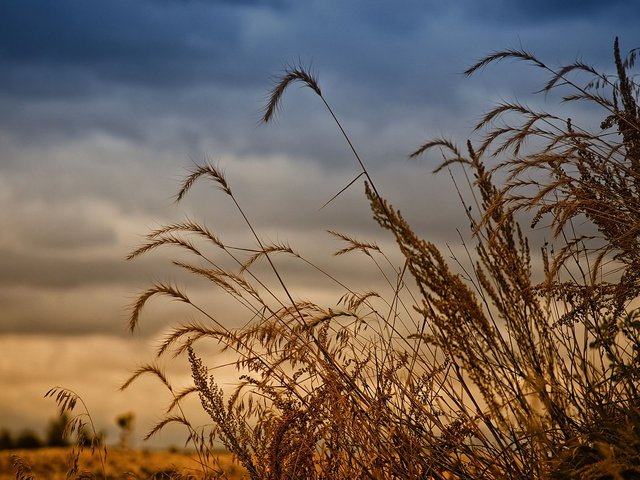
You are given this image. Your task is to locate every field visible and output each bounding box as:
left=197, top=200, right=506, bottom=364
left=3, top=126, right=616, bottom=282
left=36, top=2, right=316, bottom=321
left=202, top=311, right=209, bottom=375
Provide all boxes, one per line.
left=0, top=448, right=245, bottom=479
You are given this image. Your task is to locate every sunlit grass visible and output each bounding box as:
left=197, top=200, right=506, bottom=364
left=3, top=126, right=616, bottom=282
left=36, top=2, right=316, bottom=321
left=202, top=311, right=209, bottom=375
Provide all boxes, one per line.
left=13, top=38, right=640, bottom=479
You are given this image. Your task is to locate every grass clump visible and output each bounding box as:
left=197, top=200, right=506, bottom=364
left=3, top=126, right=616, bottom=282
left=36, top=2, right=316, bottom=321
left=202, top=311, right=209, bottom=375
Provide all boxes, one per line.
left=124, top=38, right=640, bottom=479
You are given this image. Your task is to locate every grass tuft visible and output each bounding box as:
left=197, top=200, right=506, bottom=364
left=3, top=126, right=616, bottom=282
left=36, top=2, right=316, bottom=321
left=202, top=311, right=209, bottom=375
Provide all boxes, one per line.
left=37, top=37, right=640, bottom=479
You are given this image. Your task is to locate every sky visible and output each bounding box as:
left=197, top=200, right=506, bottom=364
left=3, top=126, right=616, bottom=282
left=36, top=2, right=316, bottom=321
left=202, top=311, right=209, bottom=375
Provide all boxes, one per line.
left=0, top=0, right=638, bottom=448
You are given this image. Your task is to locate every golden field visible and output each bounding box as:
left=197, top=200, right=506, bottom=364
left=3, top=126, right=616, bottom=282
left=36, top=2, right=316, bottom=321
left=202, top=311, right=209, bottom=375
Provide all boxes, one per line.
left=0, top=447, right=246, bottom=479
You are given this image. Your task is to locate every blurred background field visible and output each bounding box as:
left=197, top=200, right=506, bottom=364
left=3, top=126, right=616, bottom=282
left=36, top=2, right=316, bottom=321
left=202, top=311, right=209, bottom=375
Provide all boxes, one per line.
left=0, top=447, right=245, bottom=479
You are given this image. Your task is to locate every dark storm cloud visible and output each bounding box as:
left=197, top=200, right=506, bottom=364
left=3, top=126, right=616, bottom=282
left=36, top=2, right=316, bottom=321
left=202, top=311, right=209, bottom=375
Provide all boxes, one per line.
left=154, top=0, right=288, bottom=7
left=1, top=0, right=634, bottom=160
left=0, top=0, right=466, bottom=104
left=0, top=0, right=470, bottom=178
left=470, top=0, right=631, bottom=24
left=0, top=0, right=636, bottom=303
left=0, top=0, right=240, bottom=92
left=0, top=0, right=636, bottom=97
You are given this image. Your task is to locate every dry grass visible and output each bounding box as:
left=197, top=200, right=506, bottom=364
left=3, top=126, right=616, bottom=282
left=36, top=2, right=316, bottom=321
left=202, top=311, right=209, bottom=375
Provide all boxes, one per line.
left=118, top=39, right=640, bottom=479
left=20, top=39, right=640, bottom=479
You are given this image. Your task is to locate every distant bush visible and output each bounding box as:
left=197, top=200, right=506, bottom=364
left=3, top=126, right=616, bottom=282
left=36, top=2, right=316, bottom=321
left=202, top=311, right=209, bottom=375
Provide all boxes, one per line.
left=45, top=413, right=71, bottom=448
left=0, top=414, right=75, bottom=451
left=13, top=430, right=43, bottom=450
left=0, top=428, right=43, bottom=450
left=0, top=428, right=13, bottom=450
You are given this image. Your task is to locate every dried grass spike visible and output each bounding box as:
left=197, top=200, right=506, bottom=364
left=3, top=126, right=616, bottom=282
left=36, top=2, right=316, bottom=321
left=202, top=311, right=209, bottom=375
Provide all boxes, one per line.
left=464, top=48, right=546, bottom=76
left=177, top=162, right=231, bottom=202
left=11, top=456, right=35, bottom=480
left=120, top=363, right=172, bottom=392
left=263, top=64, right=322, bottom=123
left=328, top=230, right=381, bottom=255
left=129, top=283, right=191, bottom=332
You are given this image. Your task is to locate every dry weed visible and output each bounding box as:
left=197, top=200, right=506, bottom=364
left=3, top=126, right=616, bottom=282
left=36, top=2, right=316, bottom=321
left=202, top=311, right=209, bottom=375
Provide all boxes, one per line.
left=116, top=40, right=640, bottom=479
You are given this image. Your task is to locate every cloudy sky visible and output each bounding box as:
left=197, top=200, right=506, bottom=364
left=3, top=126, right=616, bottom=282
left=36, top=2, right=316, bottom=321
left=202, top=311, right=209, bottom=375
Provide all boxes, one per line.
left=0, top=0, right=637, bottom=448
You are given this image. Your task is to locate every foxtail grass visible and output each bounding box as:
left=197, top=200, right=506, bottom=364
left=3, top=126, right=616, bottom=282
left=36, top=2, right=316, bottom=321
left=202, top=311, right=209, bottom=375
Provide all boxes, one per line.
left=123, top=41, right=640, bottom=479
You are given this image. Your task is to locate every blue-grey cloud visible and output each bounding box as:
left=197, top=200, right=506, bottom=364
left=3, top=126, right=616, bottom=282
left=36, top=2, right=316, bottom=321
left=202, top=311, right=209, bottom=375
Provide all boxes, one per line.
left=1, top=0, right=635, bottom=157
left=0, top=0, right=244, bottom=91
left=469, top=0, right=631, bottom=24
left=0, top=0, right=636, bottom=305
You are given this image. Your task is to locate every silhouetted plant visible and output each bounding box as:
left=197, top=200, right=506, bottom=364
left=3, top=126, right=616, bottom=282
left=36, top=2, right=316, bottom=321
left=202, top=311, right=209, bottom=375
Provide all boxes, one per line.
left=0, top=428, right=13, bottom=450
left=13, top=431, right=42, bottom=450
left=43, top=387, right=107, bottom=479
left=45, top=413, right=71, bottom=448
left=115, top=412, right=135, bottom=450
left=125, top=39, right=640, bottom=479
